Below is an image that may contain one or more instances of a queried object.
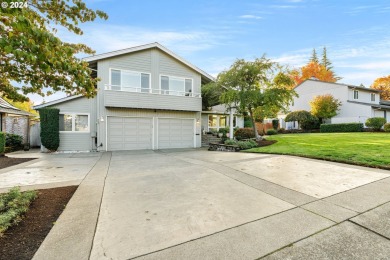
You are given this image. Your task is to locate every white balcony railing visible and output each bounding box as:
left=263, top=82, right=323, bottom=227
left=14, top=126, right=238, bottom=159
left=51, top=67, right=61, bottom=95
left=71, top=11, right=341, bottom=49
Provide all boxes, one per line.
left=104, top=85, right=201, bottom=98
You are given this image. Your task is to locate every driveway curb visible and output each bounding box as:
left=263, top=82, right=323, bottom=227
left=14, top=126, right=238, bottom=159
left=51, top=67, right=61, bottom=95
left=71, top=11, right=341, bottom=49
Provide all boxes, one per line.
left=33, top=152, right=111, bottom=260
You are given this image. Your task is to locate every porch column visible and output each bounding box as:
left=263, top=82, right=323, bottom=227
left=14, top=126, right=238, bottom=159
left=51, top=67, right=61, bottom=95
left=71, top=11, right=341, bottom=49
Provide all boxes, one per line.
left=229, top=108, right=234, bottom=139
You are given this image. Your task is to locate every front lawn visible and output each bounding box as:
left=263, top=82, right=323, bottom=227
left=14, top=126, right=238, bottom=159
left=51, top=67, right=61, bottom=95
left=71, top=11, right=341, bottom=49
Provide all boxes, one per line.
left=247, top=133, right=390, bottom=169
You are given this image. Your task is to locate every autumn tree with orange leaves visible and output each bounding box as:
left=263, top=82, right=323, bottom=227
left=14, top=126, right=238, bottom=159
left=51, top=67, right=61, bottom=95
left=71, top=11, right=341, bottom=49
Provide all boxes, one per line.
left=371, top=75, right=390, bottom=100
left=289, top=47, right=340, bottom=87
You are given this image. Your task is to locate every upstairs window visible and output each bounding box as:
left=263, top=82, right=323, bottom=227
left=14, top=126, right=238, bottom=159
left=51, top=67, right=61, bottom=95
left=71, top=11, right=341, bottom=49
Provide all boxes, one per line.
left=353, top=90, right=359, bottom=100
left=110, top=69, right=150, bottom=93
left=160, top=75, right=193, bottom=96
left=371, top=93, right=376, bottom=101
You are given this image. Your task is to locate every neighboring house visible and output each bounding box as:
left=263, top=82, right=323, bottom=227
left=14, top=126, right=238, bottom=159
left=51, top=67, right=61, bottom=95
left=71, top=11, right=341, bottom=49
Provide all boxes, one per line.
left=0, top=97, right=34, bottom=143
left=279, top=78, right=390, bottom=129
left=33, top=43, right=214, bottom=151
left=201, top=104, right=244, bottom=133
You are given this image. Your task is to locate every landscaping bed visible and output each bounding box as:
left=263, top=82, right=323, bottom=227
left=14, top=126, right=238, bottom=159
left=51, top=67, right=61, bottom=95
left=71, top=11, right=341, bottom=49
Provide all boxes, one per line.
left=257, top=139, right=277, bottom=147
left=0, top=156, right=35, bottom=170
left=0, top=186, right=77, bottom=260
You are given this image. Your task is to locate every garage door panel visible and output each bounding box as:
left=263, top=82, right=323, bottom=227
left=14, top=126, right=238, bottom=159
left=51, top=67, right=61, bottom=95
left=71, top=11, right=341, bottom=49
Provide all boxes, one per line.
left=108, top=117, right=152, bottom=151
left=158, top=118, right=194, bottom=149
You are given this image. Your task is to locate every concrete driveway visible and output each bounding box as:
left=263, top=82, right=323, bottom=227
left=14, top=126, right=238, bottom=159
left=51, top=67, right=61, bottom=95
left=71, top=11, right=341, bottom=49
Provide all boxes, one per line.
left=9, top=149, right=389, bottom=259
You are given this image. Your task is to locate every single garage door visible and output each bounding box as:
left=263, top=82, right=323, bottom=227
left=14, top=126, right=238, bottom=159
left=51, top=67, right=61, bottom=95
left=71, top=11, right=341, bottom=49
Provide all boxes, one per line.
left=107, top=117, right=153, bottom=151
left=158, top=118, right=194, bottom=149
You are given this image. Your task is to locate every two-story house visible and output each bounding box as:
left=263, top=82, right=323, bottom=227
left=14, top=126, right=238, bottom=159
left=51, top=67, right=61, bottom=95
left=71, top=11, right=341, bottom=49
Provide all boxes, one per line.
left=34, top=43, right=214, bottom=151
left=279, top=78, right=390, bottom=129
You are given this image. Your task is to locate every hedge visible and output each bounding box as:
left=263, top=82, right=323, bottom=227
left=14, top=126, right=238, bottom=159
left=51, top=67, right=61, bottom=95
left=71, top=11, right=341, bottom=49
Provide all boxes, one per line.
left=39, top=108, right=60, bottom=151
left=384, top=123, right=390, bottom=132
left=0, top=132, right=5, bottom=155
left=234, top=128, right=255, bottom=140
left=320, top=123, right=363, bottom=133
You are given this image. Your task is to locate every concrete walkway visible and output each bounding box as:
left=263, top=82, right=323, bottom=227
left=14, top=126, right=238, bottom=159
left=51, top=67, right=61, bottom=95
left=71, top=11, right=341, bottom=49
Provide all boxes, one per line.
left=2, top=149, right=389, bottom=259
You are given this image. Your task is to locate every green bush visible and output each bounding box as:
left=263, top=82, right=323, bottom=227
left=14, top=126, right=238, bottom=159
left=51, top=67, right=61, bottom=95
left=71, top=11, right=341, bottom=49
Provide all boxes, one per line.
left=320, top=123, right=363, bottom=133
left=5, top=133, right=23, bottom=151
left=224, top=139, right=237, bottom=145
left=237, top=140, right=258, bottom=150
left=384, top=123, right=390, bottom=132
left=365, top=117, right=387, bottom=131
left=218, top=127, right=229, bottom=134
left=39, top=108, right=60, bottom=151
left=0, top=132, right=5, bottom=155
left=266, top=129, right=278, bottom=135
left=272, top=119, right=279, bottom=130
left=234, top=128, right=255, bottom=140
left=244, top=117, right=253, bottom=128
left=0, top=187, right=37, bottom=235
left=300, top=116, right=320, bottom=131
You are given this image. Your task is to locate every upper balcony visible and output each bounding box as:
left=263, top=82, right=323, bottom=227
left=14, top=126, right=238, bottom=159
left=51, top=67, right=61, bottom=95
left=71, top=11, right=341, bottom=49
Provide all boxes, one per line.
left=103, top=85, right=202, bottom=112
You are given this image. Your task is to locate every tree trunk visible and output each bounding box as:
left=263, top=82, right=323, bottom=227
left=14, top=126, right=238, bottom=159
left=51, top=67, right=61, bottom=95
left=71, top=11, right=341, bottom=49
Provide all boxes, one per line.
left=249, top=110, right=261, bottom=140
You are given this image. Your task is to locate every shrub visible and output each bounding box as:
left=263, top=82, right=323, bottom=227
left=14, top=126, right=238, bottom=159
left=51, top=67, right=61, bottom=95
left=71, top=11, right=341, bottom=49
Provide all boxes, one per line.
left=266, top=129, right=278, bottom=135
left=272, top=119, right=279, bottom=130
left=384, top=123, right=390, bottom=132
left=5, top=133, right=23, bottom=151
left=224, top=139, right=237, bottom=145
left=300, top=116, right=320, bottom=131
left=285, top=110, right=313, bottom=123
left=0, top=187, right=37, bottom=235
left=39, top=108, right=60, bottom=151
left=278, top=128, right=286, bottom=133
left=0, top=132, right=5, bottom=155
left=218, top=127, right=229, bottom=134
left=234, top=128, right=255, bottom=140
left=244, top=117, right=253, bottom=128
left=365, top=117, right=387, bottom=131
left=320, top=123, right=363, bottom=133
left=236, top=140, right=258, bottom=150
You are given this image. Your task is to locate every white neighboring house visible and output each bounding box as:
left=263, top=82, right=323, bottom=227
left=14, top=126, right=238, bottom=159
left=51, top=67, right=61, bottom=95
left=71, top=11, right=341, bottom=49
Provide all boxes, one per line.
left=278, top=78, right=390, bottom=129
left=201, top=104, right=244, bottom=133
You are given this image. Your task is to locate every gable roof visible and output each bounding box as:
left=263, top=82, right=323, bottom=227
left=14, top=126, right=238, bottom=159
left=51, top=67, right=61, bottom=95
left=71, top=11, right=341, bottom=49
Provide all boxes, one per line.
left=83, top=42, right=215, bottom=83
left=33, top=95, right=82, bottom=110
left=0, top=97, right=34, bottom=116
left=295, top=79, right=381, bottom=93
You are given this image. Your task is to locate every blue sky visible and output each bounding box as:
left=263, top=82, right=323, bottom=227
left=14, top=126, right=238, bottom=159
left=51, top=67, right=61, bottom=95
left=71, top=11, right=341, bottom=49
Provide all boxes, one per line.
left=31, top=0, right=390, bottom=104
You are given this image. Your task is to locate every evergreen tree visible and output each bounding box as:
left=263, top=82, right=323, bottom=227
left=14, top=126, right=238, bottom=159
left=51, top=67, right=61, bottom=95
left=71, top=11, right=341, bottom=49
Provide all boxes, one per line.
left=310, top=48, right=319, bottom=63
left=321, top=47, right=333, bottom=70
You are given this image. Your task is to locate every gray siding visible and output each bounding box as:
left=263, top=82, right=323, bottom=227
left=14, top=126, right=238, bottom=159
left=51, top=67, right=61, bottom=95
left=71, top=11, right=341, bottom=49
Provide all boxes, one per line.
left=104, top=91, right=201, bottom=111
left=97, top=48, right=202, bottom=112
left=48, top=96, right=97, bottom=151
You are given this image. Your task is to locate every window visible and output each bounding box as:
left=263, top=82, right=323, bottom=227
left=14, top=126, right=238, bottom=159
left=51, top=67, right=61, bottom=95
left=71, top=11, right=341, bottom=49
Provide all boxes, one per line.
left=160, top=75, right=193, bottom=96
left=219, top=116, right=226, bottom=127
left=60, top=114, right=89, bottom=132
left=371, top=93, right=376, bottom=101
left=353, top=90, right=359, bottom=99
left=110, top=69, right=150, bottom=92
left=208, top=115, right=217, bottom=127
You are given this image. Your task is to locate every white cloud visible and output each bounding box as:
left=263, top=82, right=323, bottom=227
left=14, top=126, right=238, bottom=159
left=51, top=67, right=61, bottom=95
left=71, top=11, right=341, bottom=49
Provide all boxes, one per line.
left=239, top=14, right=263, bottom=19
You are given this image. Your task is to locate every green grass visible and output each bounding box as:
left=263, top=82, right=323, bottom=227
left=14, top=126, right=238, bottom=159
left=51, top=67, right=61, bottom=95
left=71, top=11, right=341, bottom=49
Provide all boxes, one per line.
left=247, top=133, right=390, bottom=169
left=0, top=187, right=37, bottom=236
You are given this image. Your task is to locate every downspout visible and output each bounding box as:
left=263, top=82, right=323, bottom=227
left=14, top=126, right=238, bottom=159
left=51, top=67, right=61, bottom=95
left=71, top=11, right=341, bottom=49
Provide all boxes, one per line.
left=229, top=107, right=234, bottom=139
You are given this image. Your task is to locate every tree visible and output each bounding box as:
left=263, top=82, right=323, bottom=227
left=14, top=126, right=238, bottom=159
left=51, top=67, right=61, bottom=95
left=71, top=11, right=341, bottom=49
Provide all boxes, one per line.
left=321, top=46, right=332, bottom=71
left=218, top=57, right=296, bottom=139
left=310, top=94, right=342, bottom=123
left=0, top=0, right=108, bottom=102
left=201, top=82, right=221, bottom=110
left=371, top=75, right=390, bottom=100
left=289, top=62, right=337, bottom=86
left=3, top=97, right=38, bottom=116
left=310, top=48, right=319, bottom=63
left=285, top=110, right=317, bottom=130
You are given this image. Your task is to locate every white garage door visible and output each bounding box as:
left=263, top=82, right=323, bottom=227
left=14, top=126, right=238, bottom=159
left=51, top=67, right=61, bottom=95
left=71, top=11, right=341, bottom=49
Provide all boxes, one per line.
left=158, top=118, right=194, bottom=149
left=107, top=117, right=153, bottom=151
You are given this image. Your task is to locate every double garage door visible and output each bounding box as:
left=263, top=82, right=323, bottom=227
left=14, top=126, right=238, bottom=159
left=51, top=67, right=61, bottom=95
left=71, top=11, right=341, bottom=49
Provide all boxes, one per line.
left=107, top=117, right=194, bottom=151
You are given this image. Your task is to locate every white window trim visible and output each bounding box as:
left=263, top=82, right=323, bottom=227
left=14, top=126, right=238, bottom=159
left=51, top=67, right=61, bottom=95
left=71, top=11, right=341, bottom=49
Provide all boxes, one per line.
left=109, top=68, right=151, bottom=92
left=159, top=74, right=193, bottom=96
left=353, top=90, right=359, bottom=100
left=59, top=113, right=90, bottom=133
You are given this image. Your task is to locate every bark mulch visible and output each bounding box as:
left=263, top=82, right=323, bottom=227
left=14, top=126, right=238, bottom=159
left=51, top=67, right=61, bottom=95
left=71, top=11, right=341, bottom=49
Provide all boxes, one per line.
left=257, top=139, right=277, bottom=147
left=0, top=156, right=35, bottom=170
left=0, top=186, right=78, bottom=260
